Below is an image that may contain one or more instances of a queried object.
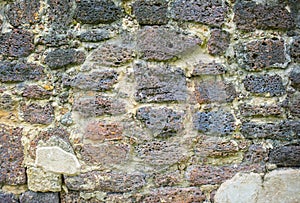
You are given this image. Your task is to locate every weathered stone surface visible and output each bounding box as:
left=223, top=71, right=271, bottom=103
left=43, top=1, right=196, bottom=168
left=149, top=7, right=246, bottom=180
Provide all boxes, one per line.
left=132, top=0, right=169, bottom=25
left=22, top=85, right=52, bottom=100
left=236, top=39, right=286, bottom=71
left=27, top=167, right=62, bottom=192
left=0, top=94, right=15, bottom=110
left=0, top=29, right=34, bottom=57
left=135, top=140, right=187, bottom=167
left=243, top=74, right=285, bottom=96
left=290, top=66, right=300, bottom=90
left=194, top=80, right=236, bottom=104
left=37, top=33, right=71, bottom=47
left=21, top=103, right=54, bottom=125
left=153, top=170, right=181, bottom=187
left=269, top=145, right=300, bottom=167
left=171, top=0, right=227, bottom=27
left=89, top=43, right=135, bottom=67
left=20, top=191, right=59, bottom=203
left=186, top=164, right=264, bottom=186
left=234, top=1, right=295, bottom=31
left=74, top=0, right=122, bottom=24
left=134, top=63, right=187, bottom=102
left=256, top=169, right=300, bottom=203
left=137, top=26, right=201, bottom=61
left=285, top=92, right=300, bottom=117
left=193, top=111, right=236, bottom=136
left=84, top=121, right=123, bottom=142
left=36, top=146, right=81, bottom=175
left=241, top=121, right=300, bottom=140
left=47, top=0, right=74, bottom=29
left=73, top=95, right=125, bottom=117
left=239, top=104, right=283, bottom=117
left=0, top=61, right=44, bottom=83
left=215, top=173, right=262, bottom=203
left=208, top=29, right=230, bottom=55
left=64, top=70, right=118, bottom=91
left=45, top=49, right=86, bottom=69
left=81, top=143, right=129, bottom=166
left=243, top=144, right=268, bottom=164
left=77, top=29, right=111, bottom=42
left=136, top=107, right=184, bottom=138
left=65, top=171, right=146, bottom=192
left=192, top=61, right=226, bottom=76
left=291, top=36, right=300, bottom=62
left=0, top=125, right=26, bottom=185
left=6, top=0, right=41, bottom=27
left=0, top=192, right=18, bottom=203
left=142, top=187, right=206, bottom=203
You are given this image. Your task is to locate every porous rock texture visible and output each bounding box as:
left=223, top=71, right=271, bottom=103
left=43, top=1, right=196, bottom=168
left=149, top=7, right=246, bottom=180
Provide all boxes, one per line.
left=0, top=0, right=299, bottom=202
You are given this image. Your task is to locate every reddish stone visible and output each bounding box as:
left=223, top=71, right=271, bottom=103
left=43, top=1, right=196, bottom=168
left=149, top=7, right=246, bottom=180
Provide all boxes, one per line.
left=192, top=61, right=226, bottom=76
left=208, top=29, right=230, bottom=55
left=153, top=170, right=182, bottom=187
left=21, top=103, right=54, bottom=125
left=84, top=121, right=123, bottom=142
left=239, top=104, right=283, bottom=117
left=22, top=85, right=52, bottom=100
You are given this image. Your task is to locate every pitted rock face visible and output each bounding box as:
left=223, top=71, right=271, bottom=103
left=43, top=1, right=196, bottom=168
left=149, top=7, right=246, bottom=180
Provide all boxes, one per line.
left=47, top=0, right=74, bottom=30
left=77, top=29, right=111, bottom=42
left=22, top=85, right=52, bottom=100
left=291, top=36, right=300, bottom=62
left=0, top=192, right=18, bottom=203
left=192, top=61, right=226, bottom=76
left=239, top=104, right=283, bottom=117
left=20, top=191, right=60, bottom=203
left=208, top=29, right=230, bottom=55
left=21, top=103, right=54, bottom=125
left=269, top=145, right=300, bottom=167
left=74, top=0, right=122, bottom=24
left=84, top=121, right=123, bottom=142
left=290, top=66, right=300, bottom=90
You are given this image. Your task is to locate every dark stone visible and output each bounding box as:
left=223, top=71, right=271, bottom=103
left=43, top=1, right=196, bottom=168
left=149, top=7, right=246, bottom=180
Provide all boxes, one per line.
left=20, top=191, right=59, bottom=203
left=208, top=29, right=230, bottom=55
left=239, top=104, right=283, bottom=117
left=192, top=61, right=226, bottom=76
left=44, top=49, right=86, bottom=69
left=47, top=0, right=74, bottom=30
left=0, top=29, right=34, bottom=58
left=134, top=62, right=187, bottom=103
left=194, top=80, right=236, bottom=104
left=153, top=170, right=181, bottom=187
left=243, top=74, right=285, bottom=96
left=0, top=192, right=18, bottom=203
left=37, top=33, right=71, bottom=47
left=291, top=36, right=300, bottom=62
left=236, top=39, right=286, bottom=71
left=142, top=187, right=206, bottom=203
left=65, top=171, right=146, bottom=192
left=74, top=0, right=122, bottom=24
left=21, top=103, right=54, bottom=125
left=77, top=29, right=111, bottom=42
left=64, top=70, right=118, bottom=91
left=193, top=111, right=236, bottom=135
left=241, top=121, right=300, bottom=140
left=171, top=0, right=227, bottom=27
left=132, top=0, right=169, bottom=25
left=84, top=121, right=123, bottom=142
left=73, top=94, right=126, bottom=117
left=0, top=61, right=44, bottom=83
left=137, top=26, right=202, bottom=61
left=285, top=92, right=300, bottom=117
left=89, top=43, right=135, bottom=67
left=22, top=85, right=52, bottom=100
left=269, top=145, right=300, bottom=167
left=234, top=1, right=294, bottom=31
left=0, top=94, right=15, bottom=110
left=0, top=125, right=26, bottom=185
left=243, top=144, right=269, bottom=164
left=136, top=107, right=184, bottom=138
left=290, top=66, right=300, bottom=90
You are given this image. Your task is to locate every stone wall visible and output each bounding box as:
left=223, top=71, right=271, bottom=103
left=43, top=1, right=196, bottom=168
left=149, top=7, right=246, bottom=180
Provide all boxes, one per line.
left=0, top=0, right=299, bottom=202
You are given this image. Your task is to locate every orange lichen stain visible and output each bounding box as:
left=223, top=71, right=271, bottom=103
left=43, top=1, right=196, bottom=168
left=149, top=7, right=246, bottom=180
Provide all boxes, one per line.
left=44, top=85, right=54, bottom=91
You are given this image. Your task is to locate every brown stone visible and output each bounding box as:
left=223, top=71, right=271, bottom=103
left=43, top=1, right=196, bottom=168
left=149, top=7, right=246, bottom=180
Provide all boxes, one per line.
left=269, top=145, right=300, bottom=167
left=192, top=61, right=226, bottom=76
left=84, top=121, right=123, bottom=142
left=22, top=85, right=52, bottom=100
left=208, top=29, right=230, bottom=55
left=21, top=103, right=54, bottom=125
left=239, top=104, right=283, bottom=117
left=153, top=170, right=182, bottom=187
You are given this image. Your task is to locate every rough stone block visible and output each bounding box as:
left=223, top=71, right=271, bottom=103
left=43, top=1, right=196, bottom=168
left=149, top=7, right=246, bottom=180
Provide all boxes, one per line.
left=21, top=103, right=54, bottom=125
left=193, top=111, right=236, bottom=135
left=47, top=0, right=74, bottom=30
left=37, top=33, right=71, bottom=47
left=0, top=94, right=15, bottom=110
left=236, top=39, right=286, bottom=71
left=73, top=95, right=125, bottom=117
left=291, top=36, right=300, bottom=62
left=64, top=70, right=118, bottom=91
left=290, top=66, right=300, bottom=90
left=80, top=143, right=129, bottom=166
left=0, top=125, right=26, bottom=185
left=137, top=26, right=201, bottom=61
left=0, top=192, right=18, bottom=203
left=194, top=80, right=236, bottom=104
left=234, top=1, right=294, bottom=31
left=0, top=61, right=44, bottom=83
left=142, top=187, right=206, bottom=203
left=136, top=107, right=184, bottom=138
left=44, top=49, right=86, bottom=69
left=285, top=92, right=300, bottom=117
left=65, top=171, right=146, bottom=192
left=243, top=144, right=269, bottom=164
left=84, top=121, right=123, bottom=142
left=241, top=121, right=300, bottom=140
left=74, top=0, right=122, bottom=24
left=192, top=61, right=226, bottom=76
left=132, top=0, right=169, bottom=25
left=134, top=63, right=187, bottom=102
left=153, top=170, right=181, bottom=187
left=89, top=43, right=135, bottom=67
left=77, top=29, right=111, bottom=42
left=20, top=191, right=59, bottom=203
left=171, top=0, right=227, bottom=27
left=239, top=104, right=283, bottom=117
left=243, top=74, right=285, bottom=96
left=22, top=85, right=52, bottom=100
left=6, top=0, right=41, bottom=27
left=0, top=29, right=34, bottom=57
left=208, top=29, right=230, bottom=55
left=269, top=145, right=300, bottom=167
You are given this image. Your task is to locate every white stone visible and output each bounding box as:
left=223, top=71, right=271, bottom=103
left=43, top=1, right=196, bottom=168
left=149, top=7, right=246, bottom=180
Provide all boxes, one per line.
left=214, top=173, right=262, bottom=203
left=36, top=146, right=80, bottom=175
